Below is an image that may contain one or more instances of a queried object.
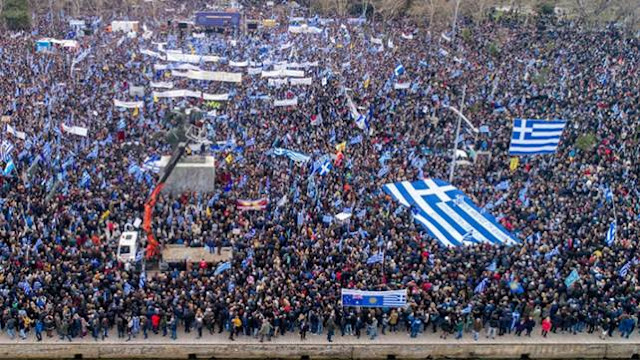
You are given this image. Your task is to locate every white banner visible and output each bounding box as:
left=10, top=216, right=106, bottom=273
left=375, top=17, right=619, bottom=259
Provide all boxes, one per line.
left=153, top=90, right=200, bottom=98
left=401, top=33, right=414, bottom=40
left=140, top=49, right=164, bottom=59
left=394, top=82, right=411, bottom=89
left=38, top=38, right=78, bottom=48
left=274, top=98, right=298, bottom=107
left=273, top=64, right=287, bottom=71
left=371, top=37, right=382, bottom=45
left=114, top=99, right=143, bottom=108
left=247, top=67, right=263, bottom=75
left=202, top=93, right=230, bottom=101
left=286, top=61, right=319, bottom=69
left=129, top=86, right=144, bottom=98
left=268, top=78, right=288, bottom=87
left=165, top=52, right=219, bottom=64
left=261, top=69, right=304, bottom=78
left=153, top=90, right=229, bottom=101
left=150, top=81, right=174, bottom=89
left=288, top=25, right=322, bottom=34
left=61, top=123, right=88, bottom=137
left=172, top=69, right=242, bottom=83
left=229, top=60, right=249, bottom=67
left=6, top=124, right=26, bottom=140
left=289, top=77, right=312, bottom=86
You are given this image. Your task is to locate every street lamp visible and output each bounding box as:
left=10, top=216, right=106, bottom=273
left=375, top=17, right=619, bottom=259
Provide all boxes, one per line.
left=445, top=85, right=478, bottom=183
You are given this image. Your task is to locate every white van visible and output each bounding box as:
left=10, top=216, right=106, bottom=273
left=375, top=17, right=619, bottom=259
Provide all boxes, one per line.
left=117, top=231, right=138, bottom=264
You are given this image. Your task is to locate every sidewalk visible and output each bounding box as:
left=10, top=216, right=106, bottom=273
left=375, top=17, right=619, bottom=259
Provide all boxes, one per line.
left=1, top=330, right=640, bottom=359
left=2, top=328, right=640, bottom=344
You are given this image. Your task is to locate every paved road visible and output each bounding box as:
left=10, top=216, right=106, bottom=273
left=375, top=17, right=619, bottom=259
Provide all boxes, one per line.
left=2, top=329, right=640, bottom=345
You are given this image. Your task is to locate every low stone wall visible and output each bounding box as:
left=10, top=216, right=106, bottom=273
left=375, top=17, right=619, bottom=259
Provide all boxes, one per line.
left=2, top=342, right=640, bottom=359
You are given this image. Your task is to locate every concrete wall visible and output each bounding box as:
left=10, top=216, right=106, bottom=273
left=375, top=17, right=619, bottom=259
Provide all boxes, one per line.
left=2, top=342, right=640, bottom=359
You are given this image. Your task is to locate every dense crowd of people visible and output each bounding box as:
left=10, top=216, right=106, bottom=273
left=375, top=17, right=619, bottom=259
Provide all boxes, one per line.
left=0, top=1, right=639, bottom=344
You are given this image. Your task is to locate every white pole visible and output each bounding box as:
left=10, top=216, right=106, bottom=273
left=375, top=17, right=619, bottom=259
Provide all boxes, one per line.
left=445, top=105, right=477, bottom=133
left=451, top=0, right=461, bottom=43
left=449, top=85, right=466, bottom=183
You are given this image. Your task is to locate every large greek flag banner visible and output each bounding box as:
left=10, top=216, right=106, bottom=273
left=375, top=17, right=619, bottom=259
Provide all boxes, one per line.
left=383, top=179, right=518, bottom=247
left=341, top=289, right=407, bottom=308
left=508, top=119, right=567, bottom=155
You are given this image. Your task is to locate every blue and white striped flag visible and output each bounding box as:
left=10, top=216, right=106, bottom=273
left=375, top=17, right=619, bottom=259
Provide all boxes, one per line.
left=128, top=162, right=140, bottom=175
left=138, top=271, right=146, bottom=289
left=341, top=289, right=407, bottom=308
left=118, top=118, right=126, bottom=130
left=273, top=148, right=311, bottom=163
left=383, top=179, right=518, bottom=247
left=474, top=278, right=489, bottom=294
left=508, top=119, right=567, bottom=155
left=544, top=246, right=560, bottom=261
left=319, top=159, right=332, bottom=176
left=142, top=154, right=162, bottom=173
left=41, top=142, right=52, bottom=160
left=214, top=261, right=231, bottom=275
left=604, top=187, right=614, bottom=203
left=605, top=221, right=616, bottom=246
left=3, top=160, right=15, bottom=176
left=393, top=64, right=405, bottom=77
left=619, top=261, right=632, bottom=278
left=80, top=170, right=91, bottom=187
left=0, top=140, right=14, bottom=162
left=377, top=165, right=389, bottom=178
left=349, top=134, right=363, bottom=145
left=366, top=251, right=384, bottom=265
left=86, top=145, right=98, bottom=160
left=135, top=250, right=144, bottom=262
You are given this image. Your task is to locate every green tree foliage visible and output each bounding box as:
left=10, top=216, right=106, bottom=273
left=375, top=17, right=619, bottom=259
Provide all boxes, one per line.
left=575, top=133, right=597, bottom=152
left=537, top=2, right=555, bottom=16
left=488, top=42, right=501, bottom=58
left=3, top=0, right=31, bottom=31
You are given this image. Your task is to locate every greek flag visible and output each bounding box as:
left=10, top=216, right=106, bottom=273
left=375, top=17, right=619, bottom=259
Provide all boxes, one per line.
left=138, top=271, right=146, bottom=289
left=214, top=261, right=231, bottom=275
left=86, top=145, right=98, bottom=160
left=349, top=134, right=363, bottom=145
left=544, top=246, right=560, bottom=261
left=128, top=162, right=141, bottom=175
left=118, top=118, right=126, bottom=130
left=341, top=289, right=407, bottom=308
left=0, top=140, right=14, bottom=162
left=383, top=179, right=518, bottom=247
left=142, top=155, right=162, bottom=173
left=619, top=262, right=632, bottom=278
left=604, top=187, right=614, bottom=203
left=605, top=221, right=616, bottom=246
left=80, top=170, right=91, bottom=187
left=319, top=159, right=332, bottom=176
left=366, top=251, right=384, bottom=265
left=474, top=278, right=489, bottom=293
left=508, top=119, right=567, bottom=155
left=273, top=148, right=311, bottom=163
left=394, top=64, right=405, bottom=77
left=135, top=250, right=144, bottom=262
left=3, top=160, right=15, bottom=176
left=41, top=142, right=52, bottom=160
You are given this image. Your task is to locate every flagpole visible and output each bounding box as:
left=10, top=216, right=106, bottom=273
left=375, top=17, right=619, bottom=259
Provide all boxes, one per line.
left=448, top=85, right=466, bottom=183
left=451, top=0, right=461, bottom=44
